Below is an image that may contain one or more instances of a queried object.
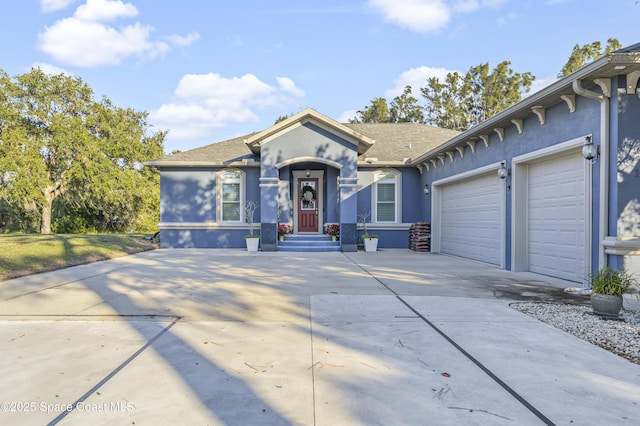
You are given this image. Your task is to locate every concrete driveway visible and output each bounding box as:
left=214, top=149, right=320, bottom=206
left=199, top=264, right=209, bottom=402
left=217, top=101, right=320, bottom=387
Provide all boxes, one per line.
left=1, top=249, right=639, bottom=425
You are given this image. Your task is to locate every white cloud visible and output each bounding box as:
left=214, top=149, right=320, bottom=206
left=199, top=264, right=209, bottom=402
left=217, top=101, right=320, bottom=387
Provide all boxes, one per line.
left=368, top=0, right=507, bottom=33
left=74, top=0, right=138, bottom=22
left=385, top=66, right=457, bottom=98
left=149, top=73, right=305, bottom=142
left=30, top=62, right=71, bottom=75
left=164, top=32, right=201, bottom=47
left=338, top=109, right=358, bottom=123
left=452, top=0, right=480, bottom=13
left=367, top=0, right=451, bottom=33
left=277, top=77, right=306, bottom=98
left=37, top=0, right=199, bottom=68
left=41, top=0, right=78, bottom=13
left=529, top=74, right=558, bottom=95
left=175, top=73, right=275, bottom=101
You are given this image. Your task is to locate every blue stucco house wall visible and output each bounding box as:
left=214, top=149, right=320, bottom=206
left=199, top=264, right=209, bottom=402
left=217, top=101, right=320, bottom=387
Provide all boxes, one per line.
left=147, top=43, right=640, bottom=285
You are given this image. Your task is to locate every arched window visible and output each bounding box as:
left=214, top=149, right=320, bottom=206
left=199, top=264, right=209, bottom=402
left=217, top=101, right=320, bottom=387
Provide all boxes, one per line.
left=373, top=169, right=401, bottom=223
left=217, top=169, right=244, bottom=222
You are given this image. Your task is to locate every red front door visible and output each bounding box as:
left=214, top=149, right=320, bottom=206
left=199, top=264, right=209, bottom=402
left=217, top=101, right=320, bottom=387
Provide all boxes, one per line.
left=298, top=178, right=318, bottom=232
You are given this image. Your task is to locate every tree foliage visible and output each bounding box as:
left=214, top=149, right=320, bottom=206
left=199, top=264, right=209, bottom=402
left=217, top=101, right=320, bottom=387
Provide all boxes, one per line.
left=351, top=61, right=533, bottom=131
left=351, top=97, right=390, bottom=123
left=422, top=61, right=534, bottom=131
left=560, top=38, right=621, bottom=77
left=0, top=68, right=165, bottom=234
left=390, top=86, right=424, bottom=123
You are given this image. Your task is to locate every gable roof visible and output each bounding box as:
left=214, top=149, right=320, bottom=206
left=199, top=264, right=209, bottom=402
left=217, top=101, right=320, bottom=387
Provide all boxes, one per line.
left=244, top=108, right=375, bottom=155
left=146, top=110, right=459, bottom=168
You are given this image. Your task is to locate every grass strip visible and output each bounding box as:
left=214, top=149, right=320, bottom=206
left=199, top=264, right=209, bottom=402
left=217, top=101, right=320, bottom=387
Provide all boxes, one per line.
left=0, top=234, right=157, bottom=281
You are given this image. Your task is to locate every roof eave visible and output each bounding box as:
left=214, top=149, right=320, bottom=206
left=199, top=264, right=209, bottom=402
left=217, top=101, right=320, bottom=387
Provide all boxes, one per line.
left=411, top=52, right=640, bottom=166
left=144, top=160, right=261, bottom=168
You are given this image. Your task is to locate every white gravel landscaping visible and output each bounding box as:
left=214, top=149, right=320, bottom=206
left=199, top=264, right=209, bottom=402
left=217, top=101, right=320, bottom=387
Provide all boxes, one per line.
left=510, top=302, right=640, bottom=365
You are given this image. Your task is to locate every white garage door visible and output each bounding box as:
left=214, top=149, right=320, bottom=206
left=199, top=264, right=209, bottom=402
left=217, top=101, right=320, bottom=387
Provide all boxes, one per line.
left=440, top=172, right=502, bottom=265
left=528, top=150, right=585, bottom=282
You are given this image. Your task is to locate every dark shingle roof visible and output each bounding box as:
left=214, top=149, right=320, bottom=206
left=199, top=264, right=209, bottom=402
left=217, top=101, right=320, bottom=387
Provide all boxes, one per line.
left=146, top=134, right=258, bottom=166
left=345, top=123, right=460, bottom=164
left=146, top=123, right=459, bottom=167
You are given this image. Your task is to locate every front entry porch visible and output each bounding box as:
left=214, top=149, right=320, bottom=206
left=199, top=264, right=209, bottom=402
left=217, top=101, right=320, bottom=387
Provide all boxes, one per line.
left=277, top=234, right=340, bottom=252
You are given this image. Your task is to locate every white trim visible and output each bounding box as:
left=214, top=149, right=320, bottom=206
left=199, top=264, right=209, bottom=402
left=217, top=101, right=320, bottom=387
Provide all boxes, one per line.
left=511, top=136, right=587, bottom=163
left=259, top=176, right=279, bottom=188
left=357, top=223, right=413, bottom=230
left=276, top=156, right=342, bottom=170
left=244, top=109, right=375, bottom=155
left=159, top=222, right=259, bottom=230
left=371, top=168, right=402, bottom=224
left=603, top=237, right=640, bottom=255
left=431, top=162, right=506, bottom=269
left=511, top=136, right=591, bottom=285
left=433, top=162, right=503, bottom=186
left=338, top=176, right=358, bottom=189
left=259, top=177, right=279, bottom=183
left=216, top=168, right=245, bottom=224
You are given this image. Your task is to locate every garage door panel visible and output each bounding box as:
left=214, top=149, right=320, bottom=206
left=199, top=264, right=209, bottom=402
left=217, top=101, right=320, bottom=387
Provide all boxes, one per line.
left=440, top=172, right=502, bottom=266
left=527, top=151, right=585, bottom=282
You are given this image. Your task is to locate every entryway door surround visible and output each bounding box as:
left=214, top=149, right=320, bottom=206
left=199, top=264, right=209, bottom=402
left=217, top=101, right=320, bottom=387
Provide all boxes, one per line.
left=298, top=177, right=318, bottom=232
left=293, top=170, right=324, bottom=234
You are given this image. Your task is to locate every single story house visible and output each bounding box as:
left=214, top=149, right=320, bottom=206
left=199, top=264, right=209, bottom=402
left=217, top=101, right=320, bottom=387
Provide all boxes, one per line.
left=146, top=43, right=640, bottom=285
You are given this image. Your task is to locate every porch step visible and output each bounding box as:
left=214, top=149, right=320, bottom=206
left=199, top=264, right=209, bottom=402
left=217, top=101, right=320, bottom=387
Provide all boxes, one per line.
left=278, top=235, right=340, bottom=252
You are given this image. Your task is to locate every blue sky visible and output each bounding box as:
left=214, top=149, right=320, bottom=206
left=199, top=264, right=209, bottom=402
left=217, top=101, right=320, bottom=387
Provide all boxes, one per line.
left=2, top=0, right=639, bottom=153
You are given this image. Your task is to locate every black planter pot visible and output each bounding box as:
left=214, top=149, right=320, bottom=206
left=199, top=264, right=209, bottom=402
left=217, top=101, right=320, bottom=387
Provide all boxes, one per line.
left=590, top=292, right=623, bottom=317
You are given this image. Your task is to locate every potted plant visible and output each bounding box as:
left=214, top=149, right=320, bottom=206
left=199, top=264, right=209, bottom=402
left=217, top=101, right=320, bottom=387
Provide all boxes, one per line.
left=326, top=223, right=340, bottom=241
left=589, top=266, right=638, bottom=317
left=358, top=211, right=379, bottom=252
left=243, top=200, right=260, bottom=251
left=277, top=223, right=291, bottom=242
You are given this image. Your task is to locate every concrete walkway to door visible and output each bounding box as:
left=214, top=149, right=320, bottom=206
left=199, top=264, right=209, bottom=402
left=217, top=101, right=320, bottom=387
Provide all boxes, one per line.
left=1, top=249, right=639, bottom=425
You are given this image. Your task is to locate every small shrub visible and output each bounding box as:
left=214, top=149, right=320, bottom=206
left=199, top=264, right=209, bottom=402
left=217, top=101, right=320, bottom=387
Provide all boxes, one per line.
left=589, top=267, right=637, bottom=296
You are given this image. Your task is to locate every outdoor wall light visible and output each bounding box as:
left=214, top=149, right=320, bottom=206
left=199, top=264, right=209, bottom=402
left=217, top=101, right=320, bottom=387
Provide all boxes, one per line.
left=582, top=135, right=599, bottom=164
left=424, top=184, right=430, bottom=196
left=305, top=169, right=311, bottom=177
left=498, top=162, right=510, bottom=180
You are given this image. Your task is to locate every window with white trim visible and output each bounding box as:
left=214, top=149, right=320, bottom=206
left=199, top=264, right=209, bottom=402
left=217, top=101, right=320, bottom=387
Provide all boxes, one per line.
left=373, top=170, right=400, bottom=223
left=218, top=170, right=244, bottom=222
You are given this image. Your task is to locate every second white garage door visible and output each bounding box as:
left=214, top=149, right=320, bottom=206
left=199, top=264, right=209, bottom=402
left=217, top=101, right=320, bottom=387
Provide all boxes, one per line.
left=527, top=150, right=586, bottom=282
left=440, top=171, right=503, bottom=266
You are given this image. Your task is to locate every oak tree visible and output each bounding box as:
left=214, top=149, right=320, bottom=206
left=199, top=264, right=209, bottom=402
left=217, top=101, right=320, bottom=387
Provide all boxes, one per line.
left=0, top=68, right=165, bottom=234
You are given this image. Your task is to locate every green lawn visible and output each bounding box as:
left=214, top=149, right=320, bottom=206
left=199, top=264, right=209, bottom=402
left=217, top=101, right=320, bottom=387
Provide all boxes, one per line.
left=0, top=234, right=157, bottom=281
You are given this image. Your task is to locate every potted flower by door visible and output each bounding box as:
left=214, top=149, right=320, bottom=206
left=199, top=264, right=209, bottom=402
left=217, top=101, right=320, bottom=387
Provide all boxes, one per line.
left=326, top=224, right=340, bottom=241
left=278, top=224, right=291, bottom=242
left=243, top=200, right=260, bottom=251
left=589, top=266, right=637, bottom=317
